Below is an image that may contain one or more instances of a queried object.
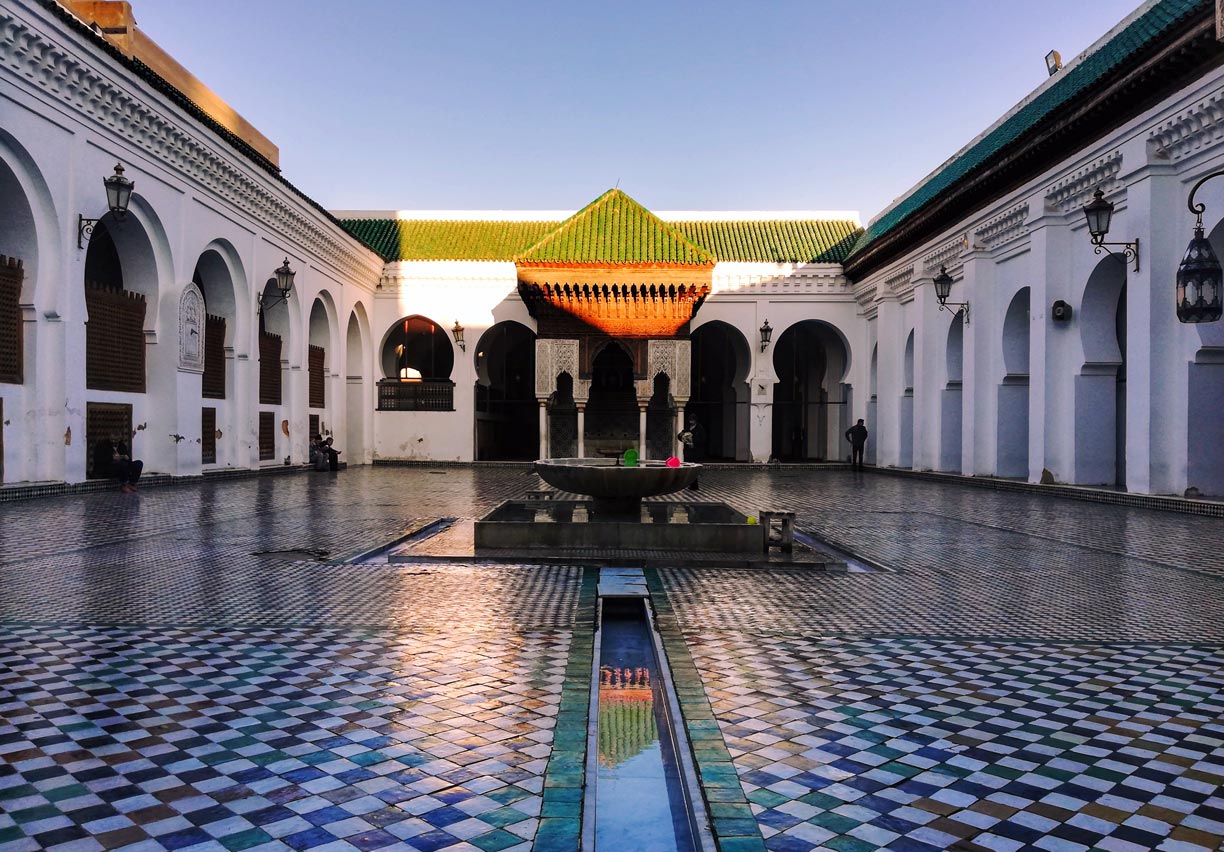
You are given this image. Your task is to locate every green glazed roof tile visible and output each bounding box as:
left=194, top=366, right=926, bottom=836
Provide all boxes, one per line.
left=516, top=189, right=716, bottom=266
left=671, top=220, right=860, bottom=263
left=340, top=201, right=862, bottom=265
left=846, top=0, right=1207, bottom=262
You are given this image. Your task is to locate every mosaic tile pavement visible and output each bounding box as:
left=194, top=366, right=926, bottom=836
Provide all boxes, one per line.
left=2, top=466, right=1223, bottom=852
left=677, top=632, right=1224, bottom=852
left=0, top=623, right=572, bottom=852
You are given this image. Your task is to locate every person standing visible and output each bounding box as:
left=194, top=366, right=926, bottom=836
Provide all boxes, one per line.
left=845, top=419, right=868, bottom=471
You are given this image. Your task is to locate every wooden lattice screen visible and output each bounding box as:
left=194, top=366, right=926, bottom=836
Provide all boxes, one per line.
left=258, top=411, right=275, bottom=461
left=308, top=345, right=325, bottom=409
left=258, top=332, right=282, bottom=405
left=202, top=314, right=226, bottom=399
left=85, top=282, right=146, bottom=393
left=86, top=402, right=132, bottom=479
left=0, top=256, right=23, bottom=385
left=201, top=407, right=217, bottom=464
left=309, top=414, right=320, bottom=442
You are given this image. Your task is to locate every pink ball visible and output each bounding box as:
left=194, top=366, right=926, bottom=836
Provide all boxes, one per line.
left=666, top=456, right=681, bottom=467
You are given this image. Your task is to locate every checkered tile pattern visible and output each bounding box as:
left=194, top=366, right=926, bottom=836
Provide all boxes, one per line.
left=680, top=633, right=1224, bottom=852
left=0, top=624, right=571, bottom=852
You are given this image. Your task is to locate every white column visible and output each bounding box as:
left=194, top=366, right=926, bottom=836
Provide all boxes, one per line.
left=538, top=399, right=548, bottom=460
left=638, top=405, right=648, bottom=458
left=673, top=398, right=687, bottom=459
left=577, top=404, right=585, bottom=458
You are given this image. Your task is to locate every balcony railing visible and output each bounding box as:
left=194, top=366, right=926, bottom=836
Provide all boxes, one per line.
left=377, top=379, right=454, bottom=411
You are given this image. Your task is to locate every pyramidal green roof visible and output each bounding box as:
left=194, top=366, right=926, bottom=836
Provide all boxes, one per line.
left=515, top=189, right=715, bottom=266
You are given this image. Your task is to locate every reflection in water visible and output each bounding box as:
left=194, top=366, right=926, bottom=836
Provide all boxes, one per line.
left=488, top=500, right=744, bottom=525
left=596, top=604, right=695, bottom=852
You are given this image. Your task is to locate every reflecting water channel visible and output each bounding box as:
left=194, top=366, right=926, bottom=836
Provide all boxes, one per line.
left=594, top=599, right=697, bottom=852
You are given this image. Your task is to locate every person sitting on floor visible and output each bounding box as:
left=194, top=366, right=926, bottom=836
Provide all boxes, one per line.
left=310, top=434, right=329, bottom=471
left=324, top=436, right=341, bottom=471
left=112, top=439, right=144, bottom=493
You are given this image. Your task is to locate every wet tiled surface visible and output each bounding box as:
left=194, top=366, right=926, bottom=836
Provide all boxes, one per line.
left=1, top=466, right=1222, bottom=852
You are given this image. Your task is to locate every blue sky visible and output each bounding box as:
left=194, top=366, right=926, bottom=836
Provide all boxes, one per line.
left=133, top=0, right=1140, bottom=219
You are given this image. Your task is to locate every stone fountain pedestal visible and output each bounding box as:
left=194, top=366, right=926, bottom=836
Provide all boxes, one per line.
left=473, top=458, right=764, bottom=554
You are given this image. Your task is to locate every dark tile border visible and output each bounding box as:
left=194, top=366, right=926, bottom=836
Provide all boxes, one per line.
left=535, top=566, right=597, bottom=852
left=0, top=463, right=346, bottom=504
left=873, top=466, right=1224, bottom=518
left=645, top=567, right=767, bottom=852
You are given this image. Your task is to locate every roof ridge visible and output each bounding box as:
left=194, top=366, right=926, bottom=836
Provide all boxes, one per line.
left=515, top=189, right=716, bottom=265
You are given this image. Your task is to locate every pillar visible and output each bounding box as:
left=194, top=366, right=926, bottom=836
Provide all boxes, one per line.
left=673, top=397, right=687, bottom=459
left=638, top=404, right=647, bottom=458
left=538, top=399, right=548, bottom=460
left=577, top=403, right=585, bottom=457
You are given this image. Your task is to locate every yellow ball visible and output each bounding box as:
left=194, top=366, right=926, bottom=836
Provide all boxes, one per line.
left=747, top=516, right=757, bottom=524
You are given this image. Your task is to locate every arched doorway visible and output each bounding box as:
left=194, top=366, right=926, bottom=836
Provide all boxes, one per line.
left=345, top=307, right=370, bottom=465
left=0, top=145, right=40, bottom=483
left=867, top=344, right=878, bottom=465
left=257, top=276, right=292, bottom=462
left=378, top=315, right=456, bottom=411
left=83, top=210, right=160, bottom=478
left=646, top=372, right=673, bottom=459
left=193, top=246, right=241, bottom=468
left=585, top=342, right=637, bottom=457
left=690, top=321, right=750, bottom=460
left=307, top=297, right=333, bottom=442
left=998, top=287, right=1031, bottom=478
left=900, top=330, right=914, bottom=469
left=1188, top=220, right=1224, bottom=495
left=771, top=321, right=851, bottom=461
left=549, top=372, right=577, bottom=457
left=940, top=313, right=964, bottom=472
left=1076, top=256, right=1126, bottom=486
left=475, top=321, right=537, bottom=460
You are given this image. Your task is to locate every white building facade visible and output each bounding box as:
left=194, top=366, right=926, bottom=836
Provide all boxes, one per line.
left=2, top=0, right=1222, bottom=499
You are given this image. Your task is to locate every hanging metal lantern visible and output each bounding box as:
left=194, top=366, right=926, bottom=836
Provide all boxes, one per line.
left=1176, top=223, right=1223, bottom=323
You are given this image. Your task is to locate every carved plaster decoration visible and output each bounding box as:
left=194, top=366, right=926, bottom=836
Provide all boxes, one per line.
left=177, top=283, right=204, bottom=372
left=0, top=9, right=380, bottom=284
left=646, top=339, right=692, bottom=398
left=710, top=262, right=849, bottom=295
left=921, top=235, right=968, bottom=275
left=634, top=379, right=653, bottom=401
left=534, top=338, right=582, bottom=398
left=1045, top=152, right=1123, bottom=214
left=882, top=264, right=914, bottom=295
left=1148, top=92, right=1224, bottom=163
left=974, top=202, right=1030, bottom=250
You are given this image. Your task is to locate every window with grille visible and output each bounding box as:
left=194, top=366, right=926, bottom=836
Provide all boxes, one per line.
left=201, top=407, right=217, bottom=464
left=85, top=283, right=146, bottom=393
left=86, top=403, right=133, bottom=479
left=0, top=256, right=23, bottom=385
left=309, top=414, right=320, bottom=442
left=258, top=411, right=275, bottom=460
left=308, top=344, right=325, bottom=408
left=203, top=314, right=227, bottom=399
left=259, top=332, right=282, bottom=405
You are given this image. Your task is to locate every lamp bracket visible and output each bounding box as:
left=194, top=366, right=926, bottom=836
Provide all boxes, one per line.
left=77, top=214, right=99, bottom=250
left=937, top=301, right=971, bottom=325
left=1187, top=168, right=1224, bottom=226
left=1091, top=238, right=1140, bottom=272
left=257, top=291, right=289, bottom=312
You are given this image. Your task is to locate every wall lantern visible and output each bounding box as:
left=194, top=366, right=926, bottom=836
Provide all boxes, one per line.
left=932, top=266, right=970, bottom=324
left=759, top=319, right=773, bottom=352
left=1176, top=170, right=1224, bottom=323
left=1082, top=189, right=1139, bottom=271
left=77, top=163, right=135, bottom=248
left=258, top=258, right=295, bottom=311
left=451, top=320, right=466, bottom=351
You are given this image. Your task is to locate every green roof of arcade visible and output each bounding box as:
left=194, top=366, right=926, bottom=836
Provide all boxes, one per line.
left=339, top=190, right=861, bottom=265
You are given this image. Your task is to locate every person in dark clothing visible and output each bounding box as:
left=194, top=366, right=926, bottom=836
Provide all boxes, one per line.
left=679, top=416, right=706, bottom=490
left=112, top=440, right=144, bottom=493
left=845, top=419, right=868, bottom=470
left=324, top=437, right=340, bottom=471
left=310, top=434, right=329, bottom=471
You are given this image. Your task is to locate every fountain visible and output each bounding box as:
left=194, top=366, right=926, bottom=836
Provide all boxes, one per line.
left=474, top=457, right=764, bottom=554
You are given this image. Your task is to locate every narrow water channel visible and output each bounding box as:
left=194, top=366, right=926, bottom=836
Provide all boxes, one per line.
left=594, top=598, right=697, bottom=852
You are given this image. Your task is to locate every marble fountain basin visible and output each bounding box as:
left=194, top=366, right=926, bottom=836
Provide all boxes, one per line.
left=533, top=457, right=701, bottom=500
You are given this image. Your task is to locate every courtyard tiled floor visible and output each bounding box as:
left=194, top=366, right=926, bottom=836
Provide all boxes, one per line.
left=1, top=467, right=1221, bottom=851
